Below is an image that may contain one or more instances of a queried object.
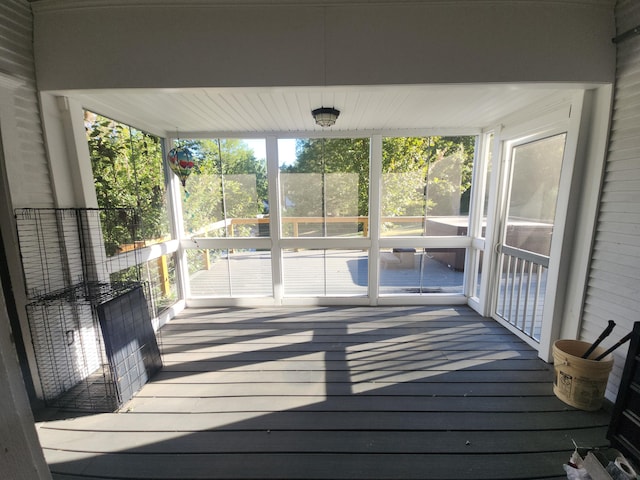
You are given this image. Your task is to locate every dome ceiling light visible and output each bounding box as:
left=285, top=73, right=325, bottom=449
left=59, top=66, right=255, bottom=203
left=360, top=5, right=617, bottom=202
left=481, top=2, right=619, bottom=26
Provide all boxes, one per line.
left=312, top=107, right=340, bottom=127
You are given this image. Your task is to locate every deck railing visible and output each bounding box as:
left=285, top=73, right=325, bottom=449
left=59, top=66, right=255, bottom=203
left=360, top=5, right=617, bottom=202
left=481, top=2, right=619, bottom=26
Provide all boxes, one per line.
left=114, top=215, right=474, bottom=303
left=496, top=245, right=548, bottom=341
left=185, top=215, right=460, bottom=239
left=188, top=216, right=371, bottom=238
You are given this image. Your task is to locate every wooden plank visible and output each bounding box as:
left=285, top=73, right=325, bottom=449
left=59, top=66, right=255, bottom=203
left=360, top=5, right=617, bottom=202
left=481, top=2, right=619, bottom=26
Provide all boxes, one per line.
left=164, top=328, right=512, bottom=338
left=154, top=367, right=555, bottom=383
left=131, top=380, right=555, bottom=397
left=158, top=332, right=519, bottom=343
left=39, top=409, right=610, bottom=432
left=159, top=323, right=510, bottom=333
left=41, top=450, right=578, bottom=479
left=38, top=427, right=609, bottom=454
left=162, top=332, right=520, bottom=349
left=123, top=394, right=571, bottom=413
left=158, top=357, right=550, bottom=372
left=157, top=338, right=533, bottom=351
left=155, top=347, right=540, bottom=361
left=157, top=319, right=517, bottom=330
left=160, top=321, right=500, bottom=331
left=161, top=317, right=505, bottom=326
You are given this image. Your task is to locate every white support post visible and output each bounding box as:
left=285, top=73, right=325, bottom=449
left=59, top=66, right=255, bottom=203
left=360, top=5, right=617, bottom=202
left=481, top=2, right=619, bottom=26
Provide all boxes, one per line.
left=40, top=93, right=97, bottom=208
left=464, top=133, right=484, bottom=301
left=266, top=136, right=283, bottom=303
left=478, top=126, right=505, bottom=317
left=368, top=135, right=382, bottom=305
left=165, top=136, right=189, bottom=308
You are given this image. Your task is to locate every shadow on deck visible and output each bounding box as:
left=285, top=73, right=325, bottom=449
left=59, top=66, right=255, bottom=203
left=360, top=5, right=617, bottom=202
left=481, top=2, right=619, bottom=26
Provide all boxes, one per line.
left=36, top=306, right=611, bottom=479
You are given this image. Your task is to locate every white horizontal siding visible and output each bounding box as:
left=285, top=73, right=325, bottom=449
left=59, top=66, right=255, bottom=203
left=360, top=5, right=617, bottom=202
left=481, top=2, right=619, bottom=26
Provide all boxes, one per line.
left=0, top=0, right=53, bottom=208
left=582, top=1, right=640, bottom=401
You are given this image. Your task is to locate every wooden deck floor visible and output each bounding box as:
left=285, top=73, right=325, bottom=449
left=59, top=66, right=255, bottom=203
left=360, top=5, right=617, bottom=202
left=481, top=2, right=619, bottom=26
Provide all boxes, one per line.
left=36, top=306, right=611, bottom=479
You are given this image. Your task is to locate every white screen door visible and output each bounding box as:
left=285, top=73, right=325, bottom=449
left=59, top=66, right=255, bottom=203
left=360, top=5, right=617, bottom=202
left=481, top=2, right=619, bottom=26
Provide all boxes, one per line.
left=493, top=133, right=567, bottom=342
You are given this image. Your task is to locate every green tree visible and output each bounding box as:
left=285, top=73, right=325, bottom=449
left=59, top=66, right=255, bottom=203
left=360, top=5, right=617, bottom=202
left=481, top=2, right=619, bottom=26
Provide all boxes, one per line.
left=382, top=136, right=474, bottom=215
left=285, top=136, right=475, bottom=221
left=181, top=139, right=268, bottom=235
left=85, top=113, right=169, bottom=253
left=282, top=138, right=370, bottom=217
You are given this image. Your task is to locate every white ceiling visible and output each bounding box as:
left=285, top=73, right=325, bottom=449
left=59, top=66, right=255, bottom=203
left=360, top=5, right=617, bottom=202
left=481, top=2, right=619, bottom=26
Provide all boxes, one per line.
left=57, top=83, right=592, bottom=137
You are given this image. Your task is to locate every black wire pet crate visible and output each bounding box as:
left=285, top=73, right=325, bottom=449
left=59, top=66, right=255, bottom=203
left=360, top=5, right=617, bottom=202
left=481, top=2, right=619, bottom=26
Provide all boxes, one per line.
left=16, top=208, right=162, bottom=412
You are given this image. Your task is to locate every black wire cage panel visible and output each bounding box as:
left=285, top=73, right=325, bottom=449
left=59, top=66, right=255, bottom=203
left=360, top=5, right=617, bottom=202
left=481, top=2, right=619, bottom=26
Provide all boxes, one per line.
left=26, top=288, right=123, bottom=412
left=25, top=283, right=160, bottom=412
left=16, top=208, right=162, bottom=412
left=15, top=208, right=142, bottom=300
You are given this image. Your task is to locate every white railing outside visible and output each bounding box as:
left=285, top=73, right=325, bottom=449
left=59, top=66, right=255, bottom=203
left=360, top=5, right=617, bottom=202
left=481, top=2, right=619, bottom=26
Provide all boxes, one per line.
left=496, top=245, right=549, bottom=341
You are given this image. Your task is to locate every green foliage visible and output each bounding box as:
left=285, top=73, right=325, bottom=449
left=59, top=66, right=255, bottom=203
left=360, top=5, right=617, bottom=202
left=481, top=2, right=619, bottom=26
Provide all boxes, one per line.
left=282, top=138, right=370, bottom=217
left=283, top=136, right=475, bottom=222
left=85, top=113, right=169, bottom=251
left=181, top=139, right=268, bottom=235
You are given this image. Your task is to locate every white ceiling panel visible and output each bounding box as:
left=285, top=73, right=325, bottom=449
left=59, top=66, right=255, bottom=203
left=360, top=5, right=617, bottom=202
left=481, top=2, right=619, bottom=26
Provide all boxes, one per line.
left=56, top=83, right=594, bottom=137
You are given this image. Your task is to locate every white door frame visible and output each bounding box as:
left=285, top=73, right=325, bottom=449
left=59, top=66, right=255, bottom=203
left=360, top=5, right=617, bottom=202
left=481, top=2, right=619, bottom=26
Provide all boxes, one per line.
left=481, top=92, right=586, bottom=360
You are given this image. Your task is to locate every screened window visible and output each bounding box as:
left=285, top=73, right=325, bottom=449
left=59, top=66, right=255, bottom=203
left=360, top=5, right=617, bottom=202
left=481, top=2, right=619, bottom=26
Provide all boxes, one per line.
left=381, top=136, right=475, bottom=237
left=180, top=139, right=268, bottom=238
left=379, top=247, right=465, bottom=295
left=279, top=138, right=370, bottom=238
left=86, top=111, right=176, bottom=313
left=283, top=249, right=368, bottom=296
left=188, top=248, right=273, bottom=297
left=86, top=112, right=170, bottom=249
left=504, top=134, right=565, bottom=257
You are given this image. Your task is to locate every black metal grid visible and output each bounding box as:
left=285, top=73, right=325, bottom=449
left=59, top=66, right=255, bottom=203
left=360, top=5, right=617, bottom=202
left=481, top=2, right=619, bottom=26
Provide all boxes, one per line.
left=26, top=294, right=119, bottom=412
left=98, top=285, right=162, bottom=406
left=15, top=208, right=160, bottom=412
left=15, top=208, right=141, bottom=300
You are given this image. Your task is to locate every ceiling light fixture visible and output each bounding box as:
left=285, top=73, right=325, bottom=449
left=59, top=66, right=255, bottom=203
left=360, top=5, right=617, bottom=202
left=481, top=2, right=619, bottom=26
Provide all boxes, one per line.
left=312, top=107, right=340, bottom=127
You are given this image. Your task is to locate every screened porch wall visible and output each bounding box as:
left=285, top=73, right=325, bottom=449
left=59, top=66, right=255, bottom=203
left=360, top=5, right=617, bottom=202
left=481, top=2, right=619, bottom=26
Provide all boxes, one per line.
left=179, top=135, right=478, bottom=304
